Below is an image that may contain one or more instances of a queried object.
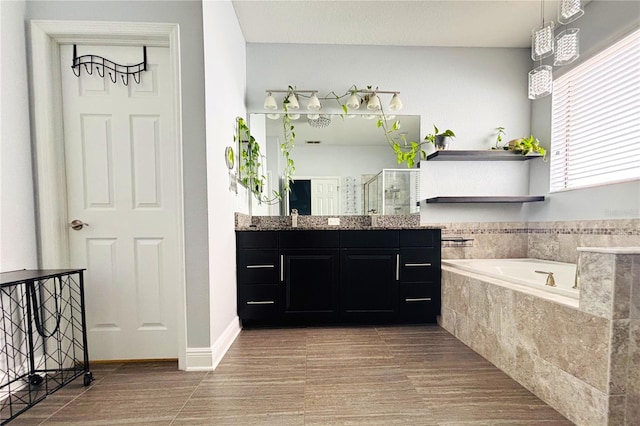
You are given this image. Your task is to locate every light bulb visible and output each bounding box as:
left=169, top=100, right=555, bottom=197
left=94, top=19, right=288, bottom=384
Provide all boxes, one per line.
left=367, top=94, right=381, bottom=111
left=307, top=113, right=320, bottom=120
left=307, top=92, right=321, bottom=111
left=264, top=92, right=277, bottom=110
left=267, top=113, right=281, bottom=120
left=288, top=113, right=300, bottom=120
left=389, top=93, right=403, bottom=111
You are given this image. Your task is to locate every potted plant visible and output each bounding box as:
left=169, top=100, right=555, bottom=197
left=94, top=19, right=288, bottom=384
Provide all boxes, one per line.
left=424, top=125, right=456, bottom=151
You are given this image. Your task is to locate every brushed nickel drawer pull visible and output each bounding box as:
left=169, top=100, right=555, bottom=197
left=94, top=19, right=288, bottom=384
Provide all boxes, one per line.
left=246, top=264, right=275, bottom=269
left=405, top=297, right=432, bottom=302
left=280, top=255, right=284, bottom=282
left=396, top=254, right=400, bottom=281
left=246, top=300, right=275, bottom=305
left=404, top=263, right=432, bottom=267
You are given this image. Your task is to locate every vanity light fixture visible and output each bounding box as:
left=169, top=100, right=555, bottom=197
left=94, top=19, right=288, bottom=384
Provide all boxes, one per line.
left=307, top=92, right=322, bottom=110
left=286, top=92, right=300, bottom=110
left=346, top=92, right=361, bottom=110
left=264, top=92, right=278, bottom=110
left=263, top=87, right=402, bottom=113
left=389, top=93, right=403, bottom=111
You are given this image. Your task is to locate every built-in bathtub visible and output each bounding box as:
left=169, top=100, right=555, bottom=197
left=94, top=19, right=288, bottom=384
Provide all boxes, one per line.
left=442, top=258, right=578, bottom=300
left=440, top=249, right=639, bottom=426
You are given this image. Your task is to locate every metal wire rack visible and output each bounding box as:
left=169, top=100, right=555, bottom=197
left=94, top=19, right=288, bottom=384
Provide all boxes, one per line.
left=0, top=269, right=93, bottom=424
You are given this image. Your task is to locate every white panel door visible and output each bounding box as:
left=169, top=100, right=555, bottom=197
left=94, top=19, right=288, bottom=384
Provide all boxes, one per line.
left=60, top=45, right=180, bottom=360
left=311, top=178, right=340, bottom=215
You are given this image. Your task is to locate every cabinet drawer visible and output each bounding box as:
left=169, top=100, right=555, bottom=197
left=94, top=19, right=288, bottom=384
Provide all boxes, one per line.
left=238, top=285, right=280, bottom=320
left=237, top=231, right=278, bottom=249
left=399, top=283, right=440, bottom=318
left=400, top=248, right=438, bottom=282
left=340, top=230, right=398, bottom=248
left=237, top=250, right=279, bottom=284
left=279, top=230, right=339, bottom=248
left=399, top=229, right=440, bottom=247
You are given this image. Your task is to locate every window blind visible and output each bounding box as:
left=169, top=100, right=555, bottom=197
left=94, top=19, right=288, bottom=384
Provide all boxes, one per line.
left=550, top=28, right=640, bottom=192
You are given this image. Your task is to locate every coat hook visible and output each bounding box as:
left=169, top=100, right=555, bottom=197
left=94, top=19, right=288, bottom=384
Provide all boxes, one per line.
left=108, top=72, right=117, bottom=83
left=133, top=72, right=141, bottom=84
left=96, top=65, right=104, bottom=78
left=72, top=66, right=81, bottom=77
left=121, top=73, right=129, bottom=86
left=83, top=63, right=93, bottom=75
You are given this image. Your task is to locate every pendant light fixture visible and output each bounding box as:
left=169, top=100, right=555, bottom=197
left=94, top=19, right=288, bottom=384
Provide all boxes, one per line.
left=554, top=28, right=580, bottom=66
left=558, top=0, right=584, bottom=24
left=528, top=0, right=554, bottom=99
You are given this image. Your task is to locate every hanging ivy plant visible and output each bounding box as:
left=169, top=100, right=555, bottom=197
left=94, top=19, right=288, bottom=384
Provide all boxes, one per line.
left=235, top=116, right=296, bottom=204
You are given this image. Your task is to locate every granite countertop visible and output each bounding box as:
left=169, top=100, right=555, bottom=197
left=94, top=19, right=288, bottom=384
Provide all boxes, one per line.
left=235, top=213, right=442, bottom=231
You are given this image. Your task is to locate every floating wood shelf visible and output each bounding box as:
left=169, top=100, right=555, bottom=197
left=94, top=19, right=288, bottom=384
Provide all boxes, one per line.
left=426, top=150, right=543, bottom=161
left=425, top=196, right=545, bottom=204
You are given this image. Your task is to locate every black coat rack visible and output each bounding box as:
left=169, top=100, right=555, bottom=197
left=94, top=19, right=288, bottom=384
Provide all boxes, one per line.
left=71, top=45, right=147, bottom=85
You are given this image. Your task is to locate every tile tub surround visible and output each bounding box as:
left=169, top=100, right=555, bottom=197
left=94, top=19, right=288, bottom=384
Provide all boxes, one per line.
left=436, top=218, right=639, bottom=261
left=440, top=247, right=640, bottom=426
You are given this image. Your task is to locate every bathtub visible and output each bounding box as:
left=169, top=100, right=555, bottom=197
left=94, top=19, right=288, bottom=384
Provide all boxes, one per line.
left=442, top=258, right=578, bottom=299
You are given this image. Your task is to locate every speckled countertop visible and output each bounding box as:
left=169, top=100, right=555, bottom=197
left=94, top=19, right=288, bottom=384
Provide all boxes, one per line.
left=235, top=213, right=442, bottom=231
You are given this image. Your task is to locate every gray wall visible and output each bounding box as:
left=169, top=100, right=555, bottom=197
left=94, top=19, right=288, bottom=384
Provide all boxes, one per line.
left=527, top=0, right=640, bottom=221
left=25, top=0, right=211, bottom=348
left=0, top=0, right=39, bottom=272
left=246, top=43, right=533, bottom=223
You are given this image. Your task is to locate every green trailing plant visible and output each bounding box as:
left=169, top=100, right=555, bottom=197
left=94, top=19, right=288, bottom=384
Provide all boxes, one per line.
left=235, top=117, right=282, bottom=204
left=491, top=127, right=546, bottom=159
left=378, top=120, right=456, bottom=168
left=280, top=105, right=296, bottom=195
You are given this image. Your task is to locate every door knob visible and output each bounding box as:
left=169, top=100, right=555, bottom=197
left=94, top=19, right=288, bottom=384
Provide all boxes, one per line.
left=69, top=219, right=89, bottom=231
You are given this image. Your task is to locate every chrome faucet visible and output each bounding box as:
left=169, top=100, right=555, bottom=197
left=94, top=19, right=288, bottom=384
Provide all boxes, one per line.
left=535, top=270, right=556, bottom=287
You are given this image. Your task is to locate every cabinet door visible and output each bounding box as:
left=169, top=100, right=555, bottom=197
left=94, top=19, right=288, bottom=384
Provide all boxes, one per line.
left=340, top=249, right=399, bottom=321
left=281, top=249, right=339, bottom=322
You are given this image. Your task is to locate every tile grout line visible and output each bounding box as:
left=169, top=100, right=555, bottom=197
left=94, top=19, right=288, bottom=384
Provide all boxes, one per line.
left=168, top=370, right=212, bottom=425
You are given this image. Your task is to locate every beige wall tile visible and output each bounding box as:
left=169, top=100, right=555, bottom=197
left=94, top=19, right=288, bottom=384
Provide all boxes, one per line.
left=579, top=252, right=615, bottom=319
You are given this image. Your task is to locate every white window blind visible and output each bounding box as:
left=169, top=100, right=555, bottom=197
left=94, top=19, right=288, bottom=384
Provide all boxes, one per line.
left=550, top=28, right=640, bottom=192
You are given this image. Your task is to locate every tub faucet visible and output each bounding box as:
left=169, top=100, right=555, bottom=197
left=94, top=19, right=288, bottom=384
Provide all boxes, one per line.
left=535, top=270, right=556, bottom=287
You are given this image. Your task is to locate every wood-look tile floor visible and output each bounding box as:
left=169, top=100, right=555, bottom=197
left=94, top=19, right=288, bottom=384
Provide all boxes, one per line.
left=9, top=325, right=574, bottom=425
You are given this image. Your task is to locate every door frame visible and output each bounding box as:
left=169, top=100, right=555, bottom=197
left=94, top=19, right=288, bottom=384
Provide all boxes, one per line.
left=30, top=20, right=187, bottom=369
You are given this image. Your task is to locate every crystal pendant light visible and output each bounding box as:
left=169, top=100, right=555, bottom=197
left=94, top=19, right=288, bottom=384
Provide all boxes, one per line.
left=554, top=28, right=580, bottom=66
left=531, top=21, right=555, bottom=61
left=528, top=65, right=553, bottom=99
left=558, top=0, right=584, bottom=24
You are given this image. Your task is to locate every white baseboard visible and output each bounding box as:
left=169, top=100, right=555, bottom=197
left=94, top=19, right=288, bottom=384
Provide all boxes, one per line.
left=210, top=316, right=241, bottom=370
left=185, top=347, right=214, bottom=371
left=184, top=316, right=241, bottom=371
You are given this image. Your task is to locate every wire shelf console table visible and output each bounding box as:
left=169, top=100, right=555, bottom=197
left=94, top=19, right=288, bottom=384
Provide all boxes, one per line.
left=1, top=269, right=93, bottom=424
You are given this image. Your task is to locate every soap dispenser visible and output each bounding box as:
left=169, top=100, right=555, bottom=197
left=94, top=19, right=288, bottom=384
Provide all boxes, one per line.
left=291, top=209, right=298, bottom=228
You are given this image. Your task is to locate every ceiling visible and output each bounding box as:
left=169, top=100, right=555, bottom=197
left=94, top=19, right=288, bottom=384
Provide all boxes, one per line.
left=232, top=0, right=570, bottom=49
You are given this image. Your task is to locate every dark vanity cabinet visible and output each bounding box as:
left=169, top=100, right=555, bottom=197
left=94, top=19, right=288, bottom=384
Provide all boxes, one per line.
left=340, top=231, right=399, bottom=321
left=279, top=231, right=340, bottom=322
left=236, top=228, right=441, bottom=324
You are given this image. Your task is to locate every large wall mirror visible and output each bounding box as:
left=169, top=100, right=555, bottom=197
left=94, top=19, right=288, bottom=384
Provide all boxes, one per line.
left=248, top=113, right=421, bottom=216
